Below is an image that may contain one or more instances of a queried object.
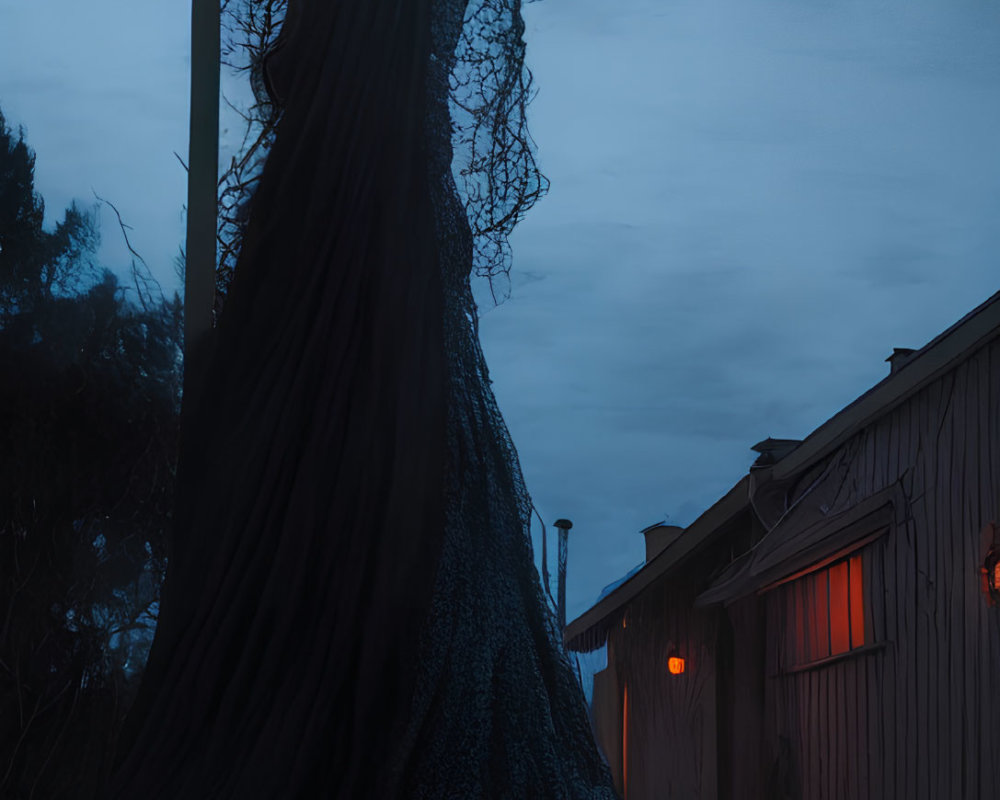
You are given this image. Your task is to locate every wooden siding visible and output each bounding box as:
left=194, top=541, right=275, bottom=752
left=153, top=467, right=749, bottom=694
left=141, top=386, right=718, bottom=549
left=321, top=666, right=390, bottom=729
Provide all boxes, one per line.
left=587, top=327, right=1000, bottom=800
left=758, top=334, right=1000, bottom=799
left=609, top=579, right=721, bottom=799
left=726, top=595, right=766, bottom=800
left=592, top=661, right=623, bottom=793
left=764, top=541, right=883, bottom=799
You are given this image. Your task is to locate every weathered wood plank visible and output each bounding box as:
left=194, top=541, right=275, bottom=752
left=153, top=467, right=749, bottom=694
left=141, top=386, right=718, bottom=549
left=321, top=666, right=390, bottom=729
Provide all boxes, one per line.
left=934, top=365, right=953, bottom=800
left=864, top=423, right=878, bottom=496
left=902, top=386, right=925, bottom=800
left=941, top=360, right=963, bottom=800
left=938, top=368, right=978, bottom=797
left=881, top=639, right=895, bottom=800
left=824, top=666, right=834, bottom=800
left=865, top=650, right=880, bottom=800
left=913, top=377, right=941, bottom=800
left=804, top=670, right=817, bottom=800
left=903, top=523, right=918, bottom=800
left=886, top=412, right=899, bottom=494
left=957, top=355, right=981, bottom=800
left=844, top=659, right=855, bottom=800
left=835, top=662, right=847, bottom=800
left=988, top=340, right=1000, bottom=796
left=855, top=657, right=866, bottom=800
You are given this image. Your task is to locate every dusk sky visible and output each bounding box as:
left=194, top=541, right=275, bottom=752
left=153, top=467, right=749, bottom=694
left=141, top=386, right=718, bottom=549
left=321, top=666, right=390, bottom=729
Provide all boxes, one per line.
left=2, top=0, right=998, bottom=656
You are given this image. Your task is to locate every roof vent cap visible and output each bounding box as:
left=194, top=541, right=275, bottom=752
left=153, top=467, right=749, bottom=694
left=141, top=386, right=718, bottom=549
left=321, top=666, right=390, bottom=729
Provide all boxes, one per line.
left=750, top=437, right=803, bottom=468
left=886, top=347, right=916, bottom=375
left=640, top=522, right=684, bottom=562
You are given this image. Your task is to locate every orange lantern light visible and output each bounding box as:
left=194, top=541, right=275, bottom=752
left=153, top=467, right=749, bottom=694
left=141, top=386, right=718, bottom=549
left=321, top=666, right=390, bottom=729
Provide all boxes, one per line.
left=982, top=523, right=1000, bottom=606
left=982, top=538, right=1000, bottom=606
left=667, top=655, right=685, bottom=675
left=986, top=554, right=1000, bottom=596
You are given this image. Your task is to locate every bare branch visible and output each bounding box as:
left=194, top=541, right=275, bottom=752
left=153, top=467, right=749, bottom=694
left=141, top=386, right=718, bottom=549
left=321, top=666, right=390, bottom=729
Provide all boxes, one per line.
left=92, top=190, right=165, bottom=311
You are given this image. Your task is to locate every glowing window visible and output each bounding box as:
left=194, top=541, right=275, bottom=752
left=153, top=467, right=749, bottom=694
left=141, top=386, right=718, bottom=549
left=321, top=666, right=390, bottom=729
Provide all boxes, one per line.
left=787, top=554, right=865, bottom=666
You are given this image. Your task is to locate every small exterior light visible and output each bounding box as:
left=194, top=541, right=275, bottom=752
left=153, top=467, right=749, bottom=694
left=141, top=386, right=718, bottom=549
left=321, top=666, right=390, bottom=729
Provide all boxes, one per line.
left=983, top=547, right=1000, bottom=606
left=667, top=652, right=685, bottom=675
left=982, top=523, right=1000, bottom=606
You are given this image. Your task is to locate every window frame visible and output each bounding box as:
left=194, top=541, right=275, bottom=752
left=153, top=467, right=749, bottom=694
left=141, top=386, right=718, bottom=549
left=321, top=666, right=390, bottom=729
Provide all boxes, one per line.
left=779, top=550, right=873, bottom=671
left=767, top=533, right=888, bottom=675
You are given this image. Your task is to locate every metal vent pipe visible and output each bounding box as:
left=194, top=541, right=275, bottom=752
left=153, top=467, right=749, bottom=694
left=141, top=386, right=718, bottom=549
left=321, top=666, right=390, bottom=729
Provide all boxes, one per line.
left=554, top=518, right=573, bottom=638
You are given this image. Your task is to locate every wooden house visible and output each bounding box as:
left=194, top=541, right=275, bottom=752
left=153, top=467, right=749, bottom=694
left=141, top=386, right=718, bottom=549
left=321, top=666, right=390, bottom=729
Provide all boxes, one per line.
left=565, top=290, right=1000, bottom=800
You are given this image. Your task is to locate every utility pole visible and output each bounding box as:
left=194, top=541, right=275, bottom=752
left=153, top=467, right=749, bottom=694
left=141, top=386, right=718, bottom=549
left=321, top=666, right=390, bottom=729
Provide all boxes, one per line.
left=183, top=0, right=220, bottom=408
left=554, top=518, right=573, bottom=640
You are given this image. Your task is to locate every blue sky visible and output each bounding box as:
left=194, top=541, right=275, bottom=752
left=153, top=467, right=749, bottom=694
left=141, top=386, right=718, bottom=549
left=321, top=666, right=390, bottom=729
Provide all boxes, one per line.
left=497, top=0, right=1000, bottom=624
left=2, top=0, right=999, bottom=631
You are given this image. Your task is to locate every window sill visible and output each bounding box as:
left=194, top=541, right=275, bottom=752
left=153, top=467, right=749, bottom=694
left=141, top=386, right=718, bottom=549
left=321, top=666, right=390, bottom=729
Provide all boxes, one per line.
left=773, top=641, right=889, bottom=676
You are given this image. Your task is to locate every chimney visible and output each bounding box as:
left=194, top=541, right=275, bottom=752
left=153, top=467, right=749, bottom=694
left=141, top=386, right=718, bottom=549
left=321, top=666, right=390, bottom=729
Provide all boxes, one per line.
left=640, top=521, right=684, bottom=562
left=886, top=348, right=916, bottom=375
left=750, top=437, right=803, bottom=468
left=554, top=519, right=573, bottom=636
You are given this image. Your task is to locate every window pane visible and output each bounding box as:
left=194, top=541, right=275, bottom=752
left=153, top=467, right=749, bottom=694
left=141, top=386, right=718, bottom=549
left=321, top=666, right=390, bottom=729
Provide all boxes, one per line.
left=849, top=555, right=865, bottom=648
left=828, top=560, right=850, bottom=654
left=793, top=575, right=806, bottom=665
left=810, top=570, right=830, bottom=661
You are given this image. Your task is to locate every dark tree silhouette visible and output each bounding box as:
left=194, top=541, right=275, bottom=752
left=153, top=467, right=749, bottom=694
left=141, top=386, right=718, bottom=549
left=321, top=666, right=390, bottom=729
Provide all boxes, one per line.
left=107, top=1, right=618, bottom=797
left=0, top=110, right=182, bottom=798
left=214, top=0, right=286, bottom=320
left=0, top=114, right=99, bottom=315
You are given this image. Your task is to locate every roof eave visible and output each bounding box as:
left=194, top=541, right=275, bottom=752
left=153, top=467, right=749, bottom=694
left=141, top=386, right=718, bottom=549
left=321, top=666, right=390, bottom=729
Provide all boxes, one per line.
left=772, top=290, right=1000, bottom=481
left=564, top=474, right=751, bottom=651
left=565, top=290, right=1000, bottom=649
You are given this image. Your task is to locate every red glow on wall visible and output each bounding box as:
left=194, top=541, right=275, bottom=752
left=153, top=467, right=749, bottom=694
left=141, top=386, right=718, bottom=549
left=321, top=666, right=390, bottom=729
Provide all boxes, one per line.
left=622, top=682, right=629, bottom=798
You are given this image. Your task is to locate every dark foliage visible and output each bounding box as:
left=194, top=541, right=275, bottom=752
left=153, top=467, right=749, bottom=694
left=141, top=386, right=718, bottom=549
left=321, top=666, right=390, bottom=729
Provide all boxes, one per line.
left=0, top=109, right=181, bottom=799
left=0, top=116, right=99, bottom=316
left=214, top=0, right=287, bottom=320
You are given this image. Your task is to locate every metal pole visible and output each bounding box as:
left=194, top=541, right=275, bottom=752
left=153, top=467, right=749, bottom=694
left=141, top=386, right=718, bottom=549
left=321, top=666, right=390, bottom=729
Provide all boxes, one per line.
left=183, top=0, right=220, bottom=407
left=554, top=518, right=573, bottom=638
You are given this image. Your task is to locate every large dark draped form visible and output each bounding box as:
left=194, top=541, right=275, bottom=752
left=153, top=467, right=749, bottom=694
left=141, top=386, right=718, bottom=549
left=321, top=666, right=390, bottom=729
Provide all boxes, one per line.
left=106, top=0, right=618, bottom=797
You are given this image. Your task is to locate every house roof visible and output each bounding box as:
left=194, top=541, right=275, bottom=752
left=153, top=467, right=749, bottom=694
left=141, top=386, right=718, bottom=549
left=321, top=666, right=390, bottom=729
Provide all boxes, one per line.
left=696, top=483, right=901, bottom=606
left=770, top=289, right=1000, bottom=481
left=564, top=475, right=751, bottom=652
left=564, top=289, right=1000, bottom=650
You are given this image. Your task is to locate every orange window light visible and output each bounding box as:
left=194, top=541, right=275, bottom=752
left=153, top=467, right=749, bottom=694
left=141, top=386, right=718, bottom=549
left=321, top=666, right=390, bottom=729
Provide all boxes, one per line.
left=849, top=554, right=865, bottom=648
left=828, top=560, right=850, bottom=655
left=667, top=656, right=685, bottom=675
